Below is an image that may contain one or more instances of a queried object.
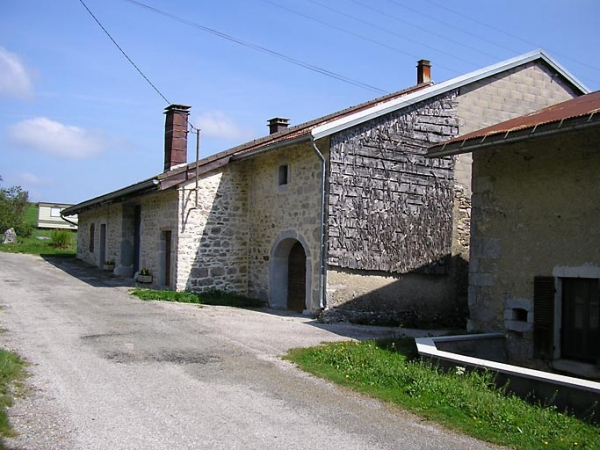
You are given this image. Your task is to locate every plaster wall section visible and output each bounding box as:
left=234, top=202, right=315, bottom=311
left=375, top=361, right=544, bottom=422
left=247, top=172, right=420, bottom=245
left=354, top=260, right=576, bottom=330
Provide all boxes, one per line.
left=468, top=129, right=600, bottom=363
left=176, top=165, right=249, bottom=294
left=245, top=142, right=324, bottom=311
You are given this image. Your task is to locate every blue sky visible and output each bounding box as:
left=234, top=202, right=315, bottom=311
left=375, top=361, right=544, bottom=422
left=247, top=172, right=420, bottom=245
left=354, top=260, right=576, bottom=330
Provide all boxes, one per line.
left=2, top=0, right=599, bottom=204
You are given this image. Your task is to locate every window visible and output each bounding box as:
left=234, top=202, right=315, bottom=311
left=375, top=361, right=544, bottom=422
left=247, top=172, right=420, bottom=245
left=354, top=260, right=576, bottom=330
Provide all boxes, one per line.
left=278, top=164, right=289, bottom=186
left=561, top=278, right=599, bottom=363
left=89, top=223, right=95, bottom=253
left=534, top=275, right=600, bottom=365
left=50, top=207, right=62, bottom=217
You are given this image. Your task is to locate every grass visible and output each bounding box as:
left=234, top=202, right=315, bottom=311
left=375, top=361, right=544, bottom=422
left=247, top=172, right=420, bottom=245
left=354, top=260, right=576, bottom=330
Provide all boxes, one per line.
left=285, top=338, right=600, bottom=450
left=0, top=204, right=76, bottom=256
left=130, top=288, right=266, bottom=308
left=0, top=349, right=27, bottom=449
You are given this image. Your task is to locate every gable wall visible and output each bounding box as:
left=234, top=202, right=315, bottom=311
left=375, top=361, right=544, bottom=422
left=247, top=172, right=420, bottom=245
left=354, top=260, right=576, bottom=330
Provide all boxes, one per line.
left=468, top=129, right=600, bottom=365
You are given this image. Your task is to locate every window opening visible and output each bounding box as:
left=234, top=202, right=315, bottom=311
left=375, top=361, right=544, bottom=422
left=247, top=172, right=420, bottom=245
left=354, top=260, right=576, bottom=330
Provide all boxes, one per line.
left=278, top=164, right=289, bottom=186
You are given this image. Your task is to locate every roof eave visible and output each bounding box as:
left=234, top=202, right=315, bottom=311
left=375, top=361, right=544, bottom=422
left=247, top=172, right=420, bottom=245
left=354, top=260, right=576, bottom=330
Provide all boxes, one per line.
left=61, top=178, right=160, bottom=216
left=427, top=115, right=600, bottom=157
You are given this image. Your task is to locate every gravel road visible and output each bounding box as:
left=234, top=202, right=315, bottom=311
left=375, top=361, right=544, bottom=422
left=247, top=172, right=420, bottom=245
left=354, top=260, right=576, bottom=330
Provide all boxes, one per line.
left=0, top=252, right=501, bottom=450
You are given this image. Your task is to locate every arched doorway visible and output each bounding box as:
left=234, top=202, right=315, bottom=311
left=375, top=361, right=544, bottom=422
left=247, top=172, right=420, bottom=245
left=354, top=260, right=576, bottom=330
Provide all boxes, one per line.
left=287, top=242, right=306, bottom=312
left=270, top=232, right=311, bottom=312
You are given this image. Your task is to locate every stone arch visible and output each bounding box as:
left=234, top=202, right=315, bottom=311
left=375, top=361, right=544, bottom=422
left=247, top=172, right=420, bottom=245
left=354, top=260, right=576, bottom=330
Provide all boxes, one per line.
left=269, top=231, right=312, bottom=312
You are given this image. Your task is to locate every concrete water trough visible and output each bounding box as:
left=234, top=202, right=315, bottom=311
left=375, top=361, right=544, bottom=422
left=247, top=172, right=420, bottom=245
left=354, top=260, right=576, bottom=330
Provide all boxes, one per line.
left=415, top=333, right=600, bottom=422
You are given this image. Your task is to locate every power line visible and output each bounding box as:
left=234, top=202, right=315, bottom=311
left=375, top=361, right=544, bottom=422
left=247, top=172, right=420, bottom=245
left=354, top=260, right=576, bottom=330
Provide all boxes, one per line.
left=78, top=0, right=171, bottom=105
left=79, top=0, right=205, bottom=132
left=266, top=0, right=475, bottom=75
left=378, top=0, right=519, bottom=56
left=420, top=0, right=600, bottom=75
left=349, top=0, right=505, bottom=59
left=122, top=0, right=387, bottom=95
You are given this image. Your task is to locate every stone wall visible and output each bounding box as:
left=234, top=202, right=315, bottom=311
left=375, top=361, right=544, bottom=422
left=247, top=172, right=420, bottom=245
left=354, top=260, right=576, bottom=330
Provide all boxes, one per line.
left=137, top=190, right=178, bottom=284
left=176, top=165, right=249, bottom=294
left=469, top=129, right=600, bottom=366
left=245, top=142, right=324, bottom=311
left=76, top=204, right=123, bottom=268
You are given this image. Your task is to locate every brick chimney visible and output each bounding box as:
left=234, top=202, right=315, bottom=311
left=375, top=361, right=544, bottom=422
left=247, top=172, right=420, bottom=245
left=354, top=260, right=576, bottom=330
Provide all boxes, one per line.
left=417, top=59, right=431, bottom=84
left=164, top=104, right=191, bottom=172
left=268, top=117, right=289, bottom=134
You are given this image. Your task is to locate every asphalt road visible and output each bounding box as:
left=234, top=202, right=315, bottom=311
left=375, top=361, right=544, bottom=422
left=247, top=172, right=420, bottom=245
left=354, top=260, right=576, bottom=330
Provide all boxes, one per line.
left=0, top=252, right=501, bottom=450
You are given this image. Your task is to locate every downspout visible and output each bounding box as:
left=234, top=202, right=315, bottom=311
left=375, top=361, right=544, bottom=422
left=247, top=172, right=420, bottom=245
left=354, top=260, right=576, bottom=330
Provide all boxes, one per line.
left=310, top=136, right=326, bottom=310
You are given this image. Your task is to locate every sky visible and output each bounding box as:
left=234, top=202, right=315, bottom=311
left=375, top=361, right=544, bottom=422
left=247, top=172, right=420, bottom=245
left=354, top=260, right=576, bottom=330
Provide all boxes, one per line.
left=1, top=0, right=599, bottom=204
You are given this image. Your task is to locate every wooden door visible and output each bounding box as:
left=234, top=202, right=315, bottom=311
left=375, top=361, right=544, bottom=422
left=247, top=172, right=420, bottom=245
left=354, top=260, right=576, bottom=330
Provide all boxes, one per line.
left=287, top=242, right=306, bottom=313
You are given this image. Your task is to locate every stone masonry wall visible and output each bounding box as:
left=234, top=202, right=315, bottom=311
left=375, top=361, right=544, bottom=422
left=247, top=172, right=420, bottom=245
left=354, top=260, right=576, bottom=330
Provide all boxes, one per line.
left=452, top=61, right=580, bottom=263
left=468, top=129, right=600, bottom=365
left=176, top=165, right=249, bottom=294
left=245, top=142, right=324, bottom=311
left=137, top=190, right=178, bottom=284
left=76, top=204, right=123, bottom=268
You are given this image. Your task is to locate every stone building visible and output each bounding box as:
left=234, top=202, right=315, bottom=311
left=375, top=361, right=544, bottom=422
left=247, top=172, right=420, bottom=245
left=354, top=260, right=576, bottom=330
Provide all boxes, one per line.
left=63, top=50, right=588, bottom=326
left=428, top=91, right=600, bottom=377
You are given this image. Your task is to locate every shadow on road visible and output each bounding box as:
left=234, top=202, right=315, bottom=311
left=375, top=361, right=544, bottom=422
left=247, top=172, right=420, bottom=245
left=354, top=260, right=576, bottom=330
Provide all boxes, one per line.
left=40, top=255, right=137, bottom=289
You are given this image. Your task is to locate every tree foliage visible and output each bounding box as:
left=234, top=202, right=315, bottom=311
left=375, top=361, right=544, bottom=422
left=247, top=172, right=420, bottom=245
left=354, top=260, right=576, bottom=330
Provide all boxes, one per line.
left=0, top=175, right=31, bottom=238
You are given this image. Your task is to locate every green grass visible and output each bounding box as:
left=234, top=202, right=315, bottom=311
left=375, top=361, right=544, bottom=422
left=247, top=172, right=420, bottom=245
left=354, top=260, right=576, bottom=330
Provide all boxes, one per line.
left=0, top=349, right=27, bottom=449
left=285, top=339, right=600, bottom=450
left=0, top=204, right=77, bottom=256
left=130, top=288, right=266, bottom=308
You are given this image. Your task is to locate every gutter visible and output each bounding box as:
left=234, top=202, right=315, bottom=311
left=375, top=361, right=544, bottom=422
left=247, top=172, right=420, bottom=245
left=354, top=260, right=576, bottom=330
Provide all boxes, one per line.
left=310, top=135, right=327, bottom=310
left=61, top=179, right=160, bottom=216
left=428, top=114, right=600, bottom=158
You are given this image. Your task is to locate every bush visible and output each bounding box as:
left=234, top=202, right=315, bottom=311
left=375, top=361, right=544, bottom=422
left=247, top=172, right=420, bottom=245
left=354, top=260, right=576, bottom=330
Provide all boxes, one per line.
left=0, top=177, right=29, bottom=236
left=50, top=229, right=71, bottom=249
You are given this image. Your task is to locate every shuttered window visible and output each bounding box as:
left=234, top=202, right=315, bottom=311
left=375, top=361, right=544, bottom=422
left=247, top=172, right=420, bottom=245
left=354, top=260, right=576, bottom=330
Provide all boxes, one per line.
left=533, top=276, right=555, bottom=360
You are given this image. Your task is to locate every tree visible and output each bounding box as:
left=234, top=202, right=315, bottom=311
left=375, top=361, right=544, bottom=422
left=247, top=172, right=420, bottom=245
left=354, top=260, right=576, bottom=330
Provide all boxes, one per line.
left=0, top=175, right=31, bottom=237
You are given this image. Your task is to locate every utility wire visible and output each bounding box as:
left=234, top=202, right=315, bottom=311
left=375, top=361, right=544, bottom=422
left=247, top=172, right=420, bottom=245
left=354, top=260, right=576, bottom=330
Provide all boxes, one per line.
left=265, top=0, right=471, bottom=75
left=346, top=0, right=504, bottom=62
left=379, top=0, right=518, bottom=56
left=78, top=0, right=171, bottom=105
left=421, top=0, right=600, bottom=74
left=123, top=0, right=387, bottom=95
left=78, top=0, right=203, bottom=131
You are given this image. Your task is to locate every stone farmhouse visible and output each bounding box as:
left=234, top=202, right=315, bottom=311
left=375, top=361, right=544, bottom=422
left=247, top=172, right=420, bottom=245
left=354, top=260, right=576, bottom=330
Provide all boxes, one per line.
left=63, top=50, right=587, bottom=326
left=428, top=91, right=600, bottom=378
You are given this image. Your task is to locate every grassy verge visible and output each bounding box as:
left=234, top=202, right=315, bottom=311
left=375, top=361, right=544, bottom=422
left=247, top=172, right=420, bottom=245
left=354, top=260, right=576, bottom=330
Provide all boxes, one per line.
left=130, top=288, right=265, bottom=308
left=0, top=349, right=27, bottom=449
left=285, top=339, right=600, bottom=450
left=1, top=204, right=76, bottom=257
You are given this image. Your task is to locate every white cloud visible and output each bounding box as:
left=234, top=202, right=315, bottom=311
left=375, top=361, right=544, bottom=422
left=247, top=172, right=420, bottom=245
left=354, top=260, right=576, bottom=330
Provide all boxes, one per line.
left=195, top=111, right=254, bottom=142
left=18, top=172, right=53, bottom=186
left=7, top=117, right=106, bottom=159
left=0, top=46, right=34, bottom=100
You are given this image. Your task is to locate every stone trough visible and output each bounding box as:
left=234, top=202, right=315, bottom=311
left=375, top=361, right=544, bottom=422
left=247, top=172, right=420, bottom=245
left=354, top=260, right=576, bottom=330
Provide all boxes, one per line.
left=415, top=333, right=600, bottom=422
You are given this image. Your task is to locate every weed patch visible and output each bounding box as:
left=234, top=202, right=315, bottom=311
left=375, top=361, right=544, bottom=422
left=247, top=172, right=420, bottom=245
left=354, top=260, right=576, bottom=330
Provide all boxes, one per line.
left=286, top=339, right=600, bottom=450
left=0, top=349, right=27, bottom=448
